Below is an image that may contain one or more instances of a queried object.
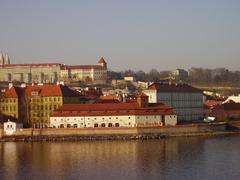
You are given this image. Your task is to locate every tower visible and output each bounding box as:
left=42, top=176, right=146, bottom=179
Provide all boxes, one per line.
left=0, top=53, right=4, bottom=65
left=98, top=57, right=107, bottom=68
left=5, top=54, right=10, bottom=64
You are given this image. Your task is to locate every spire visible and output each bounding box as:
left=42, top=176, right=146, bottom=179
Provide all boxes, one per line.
left=5, top=54, right=10, bottom=64
left=0, top=52, right=4, bottom=65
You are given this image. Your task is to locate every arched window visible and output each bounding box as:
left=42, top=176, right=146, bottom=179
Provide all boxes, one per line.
left=101, top=123, right=106, bottom=127
left=108, top=123, right=113, bottom=127
left=60, top=124, right=64, bottom=128
left=94, top=123, right=98, bottom=128
left=67, top=124, right=71, bottom=128
left=115, top=123, right=119, bottom=127
left=73, top=124, right=78, bottom=128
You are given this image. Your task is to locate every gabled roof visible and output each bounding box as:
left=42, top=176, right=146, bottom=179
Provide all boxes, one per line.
left=25, top=85, right=62, bottom=97
left=148, top=83, right=202, bottom=93
left=0, top=87, right=18, bottom=98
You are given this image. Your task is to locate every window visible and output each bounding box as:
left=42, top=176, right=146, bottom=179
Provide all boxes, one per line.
left=101, top=123, right=106, bottom=127
left=60, top=124, right=64, bottom=128
left=115, top=123, right=119, bottom=127
left=94, top=123, right=98, bottom=128
left=108, top=123, right=113, bottom=127
left=67, top=124, right=71, bottom=128
left=128, top=117, right=131, bottom=119
left=73, top=124, right=78, bottom=128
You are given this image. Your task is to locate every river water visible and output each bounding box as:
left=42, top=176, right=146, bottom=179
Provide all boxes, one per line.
left=0, top=135, right=240, bottom=180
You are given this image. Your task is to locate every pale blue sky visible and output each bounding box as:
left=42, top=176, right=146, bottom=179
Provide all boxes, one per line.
left=0, top=0, right=240, bottom=71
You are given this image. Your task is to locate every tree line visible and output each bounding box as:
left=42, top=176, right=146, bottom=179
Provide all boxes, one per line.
left=108, top=68, right=240, bottom=85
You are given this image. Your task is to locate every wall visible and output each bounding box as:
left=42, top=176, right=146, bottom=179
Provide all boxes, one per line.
left=0, top=123, right=227, bottom=139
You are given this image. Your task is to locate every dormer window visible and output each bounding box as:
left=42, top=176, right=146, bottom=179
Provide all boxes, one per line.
left=31, top=91, right=38, bottom=96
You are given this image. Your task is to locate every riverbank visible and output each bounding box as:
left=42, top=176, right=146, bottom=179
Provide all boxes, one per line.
left=1, top=122, right=238, bottom=142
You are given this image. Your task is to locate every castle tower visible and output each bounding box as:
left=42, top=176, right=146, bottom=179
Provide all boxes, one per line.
left=0, top=53, right=4, bottom=65
left=98, top=57, right=107, bottom=68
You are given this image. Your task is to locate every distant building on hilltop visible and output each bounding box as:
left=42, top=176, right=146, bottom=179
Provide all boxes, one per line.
left=143, top=82, right=204, bottom=122
left=0, top=57, right=107, bottom=84
left=171, top=69, right=188, bottom=80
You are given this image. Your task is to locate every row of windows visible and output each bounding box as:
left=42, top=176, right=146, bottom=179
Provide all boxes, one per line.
left=30, top=97, right=61, bottom=103
left=1, top=106, right=16, bottom=111
left=30, top=104, right=60, bottom=111
left=54, top=116, right=168, bottom=122
left=53, top=123, right=120, bottom=128
left=0, top=98, right=17, bottom=103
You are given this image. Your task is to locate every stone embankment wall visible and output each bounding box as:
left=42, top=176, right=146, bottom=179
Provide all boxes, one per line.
left=0, top=123, right=227, bottom=141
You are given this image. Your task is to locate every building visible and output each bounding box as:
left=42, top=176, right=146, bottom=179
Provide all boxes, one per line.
left=208, top=102, right=240, bottom=121
left=0, top=83, right=90, bottom=128
left=143, top=83, right=204, bottom=122
left=3, top=120, right=23, bottom=135
left=65, top=57, right=107, bottom=84
left=0, top=57, right=107, bottom=84
left=50, top=93, right=177, bottom=128
left=0, top=85, right=20, bottom=121
left=171, top=69, right=188, bottom=80
left=0, top=63, right=62, bottom=83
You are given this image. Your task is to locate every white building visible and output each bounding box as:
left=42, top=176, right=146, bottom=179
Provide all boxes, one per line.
left=143, top=83, right=204, bottom=122
left=3, top=120, right=23, bottom=135
left=50, top=93, right=177, bottom=128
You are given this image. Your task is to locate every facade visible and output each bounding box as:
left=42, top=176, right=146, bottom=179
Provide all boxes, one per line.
left=0, top=63, right=62, bottom=83
left=0, top=83, right=88, bottom=128
left=144, top=83, right=204, bottom=122
left=0, top=57, right=107, bottom=84
left=0, top=86, right=20, bottom=120
left=65, top=57, right=107, bottom=83
left=50, top=93, right=177, bottom=128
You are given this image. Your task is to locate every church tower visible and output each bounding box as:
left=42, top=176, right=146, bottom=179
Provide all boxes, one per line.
left=0, top=53, right=4, bottom=65
left=98, top=57, right=107, bottom=68
left=5, top=54, right=10, bottom=64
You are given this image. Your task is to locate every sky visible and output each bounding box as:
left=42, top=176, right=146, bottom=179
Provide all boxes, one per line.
left=0, top=0, right=240, bottom=72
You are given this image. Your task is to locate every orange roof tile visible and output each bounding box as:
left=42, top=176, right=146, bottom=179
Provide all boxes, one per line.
left=25, top=85, right=62, bottom=97
left=51, top=102, right=176, bottom=117
left=0, top=87, right=18, bottom=98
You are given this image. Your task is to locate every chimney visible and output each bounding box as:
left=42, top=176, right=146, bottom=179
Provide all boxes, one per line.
left=20, top=83, right=26, bottom=88
left=137, top=93, right=149, bottom=108
left=9, top=83, right=13, bottom=89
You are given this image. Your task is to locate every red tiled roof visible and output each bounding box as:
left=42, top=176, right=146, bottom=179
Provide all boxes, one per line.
left=0, top=63, right=62, bottom=68
left=25, top=85, right=62, bottom=97
left=204, top=100, right=222, bottom=109
left=148, top=83, right=202, bottom=93
left=66, top=65, right=105, bottom=70
left=51, top=102, right=176, bottom=117
left=0, top=87, right=18, bottom=98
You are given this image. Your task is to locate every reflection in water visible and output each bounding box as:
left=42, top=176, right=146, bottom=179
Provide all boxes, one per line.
left=0, top=136, right=240, bottom=180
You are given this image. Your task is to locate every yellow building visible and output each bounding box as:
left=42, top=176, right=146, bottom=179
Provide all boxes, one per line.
left=0, top=87, right=19, bottom=120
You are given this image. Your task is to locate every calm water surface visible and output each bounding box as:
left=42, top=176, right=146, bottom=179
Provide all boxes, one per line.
left=0, top=136, right=240, bottom=180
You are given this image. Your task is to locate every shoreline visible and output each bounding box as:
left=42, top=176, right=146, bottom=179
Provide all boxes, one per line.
left=1, top=122, right=239, bottom=142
